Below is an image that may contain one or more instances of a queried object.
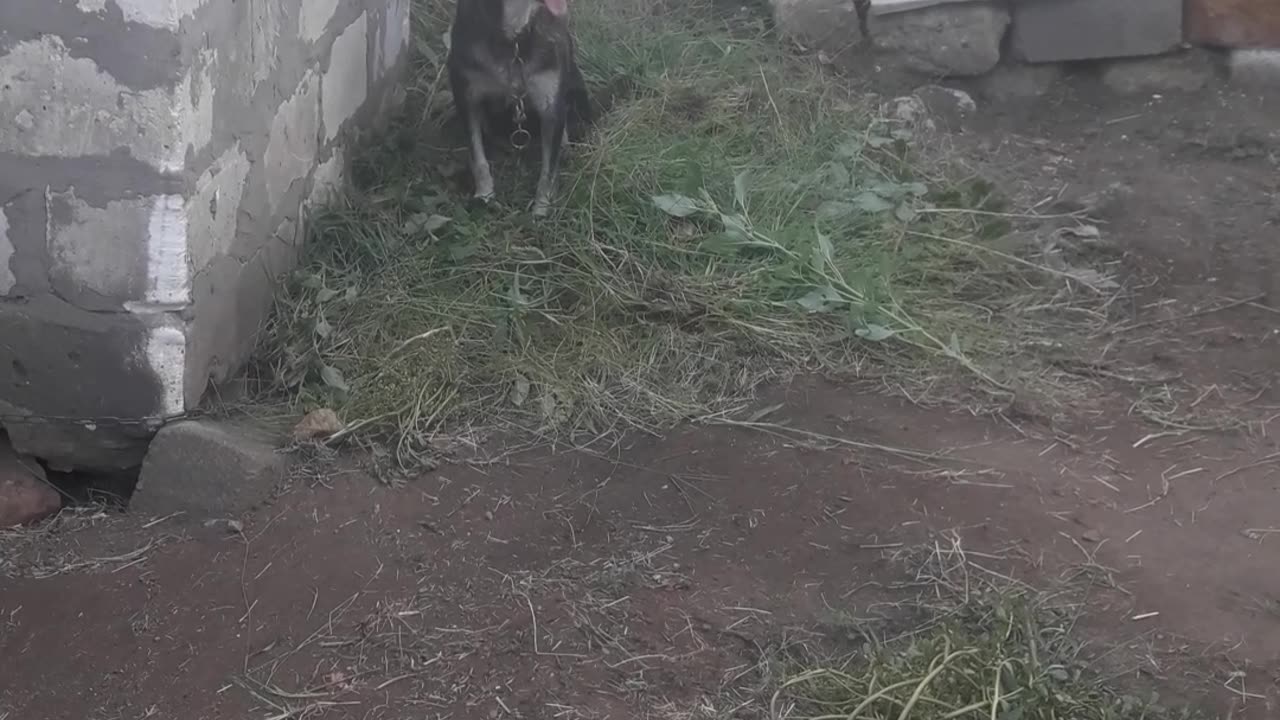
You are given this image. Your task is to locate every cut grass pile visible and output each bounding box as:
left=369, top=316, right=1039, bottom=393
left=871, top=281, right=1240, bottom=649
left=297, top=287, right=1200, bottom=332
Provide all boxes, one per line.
left=767, top=544, right=1204, bottom=720
left=776, top=603, right=1189, bottom=720
left=256, top=0, right=1094, bottom=460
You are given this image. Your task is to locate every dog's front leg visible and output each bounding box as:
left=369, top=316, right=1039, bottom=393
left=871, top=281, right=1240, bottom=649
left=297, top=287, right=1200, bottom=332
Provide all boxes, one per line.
left=532, top=112, right=565, bottom=217
left=530, top=78, right=567, bottom=217
left=460, top=98, right=495, bottom=203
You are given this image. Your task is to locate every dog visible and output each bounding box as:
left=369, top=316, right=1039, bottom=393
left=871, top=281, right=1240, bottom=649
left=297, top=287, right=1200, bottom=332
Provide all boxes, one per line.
left=447, top=0, right=591, bottom=216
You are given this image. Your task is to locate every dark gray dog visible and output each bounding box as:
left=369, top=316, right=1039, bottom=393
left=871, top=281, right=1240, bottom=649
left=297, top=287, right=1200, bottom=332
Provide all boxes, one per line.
left=447, top=0, right=590, bottom=216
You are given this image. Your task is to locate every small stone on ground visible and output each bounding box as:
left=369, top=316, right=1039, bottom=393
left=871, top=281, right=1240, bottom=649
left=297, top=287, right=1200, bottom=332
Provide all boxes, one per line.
left=292, top=408, right=344, bottom=441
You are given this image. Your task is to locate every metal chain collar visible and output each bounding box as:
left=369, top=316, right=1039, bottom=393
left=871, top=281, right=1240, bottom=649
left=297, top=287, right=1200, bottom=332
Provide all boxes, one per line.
left=509, top=39, right=531, bottom=149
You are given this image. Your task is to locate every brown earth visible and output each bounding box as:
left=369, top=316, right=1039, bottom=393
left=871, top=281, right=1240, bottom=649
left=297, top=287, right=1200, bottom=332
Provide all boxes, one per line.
left=3, top=73, right=1279, bottom=719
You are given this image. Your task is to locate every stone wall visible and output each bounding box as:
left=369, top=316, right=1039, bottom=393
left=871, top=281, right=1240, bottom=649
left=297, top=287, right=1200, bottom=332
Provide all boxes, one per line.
left=775, top=0, right=1280, bottom=89
left=0, top=0, right=410, bottom=470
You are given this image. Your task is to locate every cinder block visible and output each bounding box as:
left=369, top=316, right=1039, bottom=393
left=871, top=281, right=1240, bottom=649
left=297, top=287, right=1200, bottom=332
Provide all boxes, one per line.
left=0, top=35, right=211, bottom=174
left=323, top=13, right=370, bottom=142
left=265, top=72, right=322, bottom=214
left=0, top=210, right=15, bottom=296
left=301, top=0, right=343, bottom=44
left=46, top=191, right=156, bottom=309
left=308, top=148, right=348, bottom=208
left=0, top=299, right=164, bottom=470
left=377, top=0, right=412, bottom=79
left=1010, top=0, right=1182, bottom=63
left=187, top=145, right=252, bottom=274
left=1229, top=49, right=1280, bottom=88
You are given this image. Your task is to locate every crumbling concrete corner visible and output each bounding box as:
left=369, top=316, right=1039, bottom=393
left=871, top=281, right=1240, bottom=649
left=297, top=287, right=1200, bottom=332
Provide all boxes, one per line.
left=0, top=0, right=411, bottom=469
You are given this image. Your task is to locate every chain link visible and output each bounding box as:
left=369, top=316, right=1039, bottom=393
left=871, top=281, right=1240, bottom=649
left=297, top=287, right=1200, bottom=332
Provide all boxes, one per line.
left=0, top=412, right=181, bottom=428
left=509, top=39, right=531, bottom=149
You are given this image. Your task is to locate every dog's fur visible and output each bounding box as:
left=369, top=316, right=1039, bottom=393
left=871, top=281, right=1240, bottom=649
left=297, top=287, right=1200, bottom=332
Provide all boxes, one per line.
left=447, top=0, right=590, bottom=216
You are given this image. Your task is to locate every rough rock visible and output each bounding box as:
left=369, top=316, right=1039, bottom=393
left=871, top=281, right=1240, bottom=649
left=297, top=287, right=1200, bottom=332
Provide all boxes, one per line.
left=771, top=0, right=866, bottom=58
left=131, top=420, right=290, bottom=519
left=868, top=3, right=1010, bottom=77
left=977, top=62, right=1063, bottom=102
left=0, top=439, right=61, bottom=527
left=891, top=95, right=931, bottom=127
left=1101, top=51, right=1220, bottom=95
left=911, top=85, right=976, bottom=130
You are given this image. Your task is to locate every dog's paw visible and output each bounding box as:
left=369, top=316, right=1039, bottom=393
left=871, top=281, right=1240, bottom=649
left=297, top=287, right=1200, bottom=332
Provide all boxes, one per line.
left=472, top=174, right=495, bottom=204
left=467, top=194, right=496, bottom=213
left=531, top=198, right=552, bottom=218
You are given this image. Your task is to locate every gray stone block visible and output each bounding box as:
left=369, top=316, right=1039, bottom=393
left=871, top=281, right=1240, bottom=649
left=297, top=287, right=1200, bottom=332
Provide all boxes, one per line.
left=0, top=296, right=165, bottom=470
left=132, top=420, right=289, bottom=520
left=1011, top=0, right=1182, bottom=63
left=869, top=3, right=1010, bottom=77
left=1230, top=50, right=1280, bottom=90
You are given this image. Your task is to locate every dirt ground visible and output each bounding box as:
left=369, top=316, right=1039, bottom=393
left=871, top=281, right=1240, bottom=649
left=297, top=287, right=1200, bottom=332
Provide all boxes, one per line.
left=3, top=73, right=1279, bottom=719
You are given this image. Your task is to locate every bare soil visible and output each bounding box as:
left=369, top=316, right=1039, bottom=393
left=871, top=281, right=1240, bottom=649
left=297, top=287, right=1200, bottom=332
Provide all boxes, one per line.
left=3, top=76, right=1279, bottom=719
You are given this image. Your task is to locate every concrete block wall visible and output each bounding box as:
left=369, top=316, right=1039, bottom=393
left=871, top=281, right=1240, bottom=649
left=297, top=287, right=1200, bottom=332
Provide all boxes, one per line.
left=776, top=0, right=1280, bottom=87
left=0, top=0, right=410, bottom=470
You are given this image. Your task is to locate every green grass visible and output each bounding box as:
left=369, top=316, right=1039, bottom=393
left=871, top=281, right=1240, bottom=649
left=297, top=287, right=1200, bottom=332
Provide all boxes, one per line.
left=254, top=0, right=1086, bottom=460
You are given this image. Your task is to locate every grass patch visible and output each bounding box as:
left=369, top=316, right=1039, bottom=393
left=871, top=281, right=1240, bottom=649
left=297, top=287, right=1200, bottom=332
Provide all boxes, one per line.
left=255, top=0, right=1094, bottom=460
